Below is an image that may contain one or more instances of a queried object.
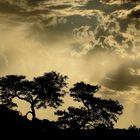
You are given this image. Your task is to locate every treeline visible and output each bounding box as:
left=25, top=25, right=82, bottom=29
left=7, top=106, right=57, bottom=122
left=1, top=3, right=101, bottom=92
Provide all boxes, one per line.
left=0, top=71, right=139, bottom=137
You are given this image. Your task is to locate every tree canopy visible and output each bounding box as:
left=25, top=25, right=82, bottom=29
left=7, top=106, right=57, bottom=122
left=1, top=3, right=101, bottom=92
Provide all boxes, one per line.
left=0, top=72, right=123, bottom=129
left=0, top=72, right=68, bottom=120
left=56, top=82, right=123, bottom=129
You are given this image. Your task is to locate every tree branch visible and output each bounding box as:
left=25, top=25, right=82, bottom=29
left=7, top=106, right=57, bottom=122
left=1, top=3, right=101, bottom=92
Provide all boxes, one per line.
left=32, top=95, right=39, bottom=105
left=82, top=100, right=90, bottom=114
left=81, top=99, right=91, bottom=129
left=14, top=95, right=32, bottom=104
left=25, top=111, right=32, bottom=118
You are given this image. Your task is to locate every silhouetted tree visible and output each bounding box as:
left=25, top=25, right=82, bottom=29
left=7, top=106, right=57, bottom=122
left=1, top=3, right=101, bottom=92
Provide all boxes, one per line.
left=56, top=82, right=123, bottom=129
left=0, top=75, right=25, bottom=108
left=0, top=72, right=68, bottom=120
left=128, top=125, right=139, bottom=130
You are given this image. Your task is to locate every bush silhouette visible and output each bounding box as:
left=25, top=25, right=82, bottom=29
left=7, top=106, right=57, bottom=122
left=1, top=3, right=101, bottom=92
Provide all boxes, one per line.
left=128, top=125, right=139, bottom=130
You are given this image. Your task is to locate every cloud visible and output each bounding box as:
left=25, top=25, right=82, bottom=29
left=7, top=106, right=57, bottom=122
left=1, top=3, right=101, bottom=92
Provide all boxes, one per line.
left=0, top=0, right=45, bottom=9
left=100, top=0, right=140, bottom=5
left=0, top=0, right=139, bottom=97
left=69, top=3, right=140, bottom=62
left=128, top=5, right=140, bottom=18
left=98, top=84, right=140, bottom=128
left=12, top=0, right=139, bottom=95
left=72, top=17, right=132, bottom=57
left=0, top=1, right=24, bottom=14
left=101, top=59, right=140, bottom=91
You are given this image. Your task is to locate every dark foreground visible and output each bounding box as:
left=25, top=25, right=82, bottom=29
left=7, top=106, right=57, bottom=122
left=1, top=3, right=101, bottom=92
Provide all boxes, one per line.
left=0, top=105, right=140, bottom=139
left=1, top=128, right=140, bottom=139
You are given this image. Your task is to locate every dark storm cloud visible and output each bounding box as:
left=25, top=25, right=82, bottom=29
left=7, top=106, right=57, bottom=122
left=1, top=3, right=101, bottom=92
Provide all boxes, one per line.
left=47, top=4, right=72, bottom=10
left=0, top=0, right=86, bottom=33
left=71, top=0, right=140, bottom=59
left=0, top=0, right=138, bottom=38
left=101, top=61, right=140, bottom=91
left=0, top=1, right=24, bottom=14
left=0, top=0, right=50, bottom=20
left=72, top=15, right=136, bottom=56
left=101, top=0, right=140, bottom=4
left=0, top=0, right=139, bottom=74
left=80, top=0, right=135, bottom=13
left=109, top=4, right=140, bottom=32
left=26, top=0, right=46, bottom=6
left=46, top=15, right=98, bottom=34
left=129, top=8, right=140, bottom=18
left=0, top=0, right=46, bottom=8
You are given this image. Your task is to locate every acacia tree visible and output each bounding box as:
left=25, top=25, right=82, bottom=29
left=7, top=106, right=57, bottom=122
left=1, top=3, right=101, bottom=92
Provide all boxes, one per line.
left=0, top=72, right=68, bottom=120
left=56, top=82, right=123, bottom=129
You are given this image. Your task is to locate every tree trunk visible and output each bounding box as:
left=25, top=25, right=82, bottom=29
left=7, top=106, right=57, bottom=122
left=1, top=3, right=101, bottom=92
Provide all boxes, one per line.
left=31, top=104, right=36, bottom=121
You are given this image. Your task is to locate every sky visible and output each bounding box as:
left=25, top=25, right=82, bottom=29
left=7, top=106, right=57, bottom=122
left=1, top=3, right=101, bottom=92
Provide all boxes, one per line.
left=0, top=0, right=140, bottom=128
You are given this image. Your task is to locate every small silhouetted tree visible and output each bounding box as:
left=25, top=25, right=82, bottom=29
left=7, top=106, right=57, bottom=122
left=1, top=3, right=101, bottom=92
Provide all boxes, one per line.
left=0, top=72, right=68, bottom=120
left=128, top=125, right=139, bottom=130
left=56, top=82, right=123, bottom=129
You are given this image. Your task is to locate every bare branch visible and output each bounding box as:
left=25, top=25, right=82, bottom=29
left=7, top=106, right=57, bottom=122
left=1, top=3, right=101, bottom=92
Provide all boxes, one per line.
left=15, top=95, right=32, bottom=104
left=25, top=111, right=32, bottom=118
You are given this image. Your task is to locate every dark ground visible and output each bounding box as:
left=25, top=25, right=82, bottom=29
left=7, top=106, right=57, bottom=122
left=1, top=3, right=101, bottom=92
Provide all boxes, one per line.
left=0, top=105, right=140, bottom=139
